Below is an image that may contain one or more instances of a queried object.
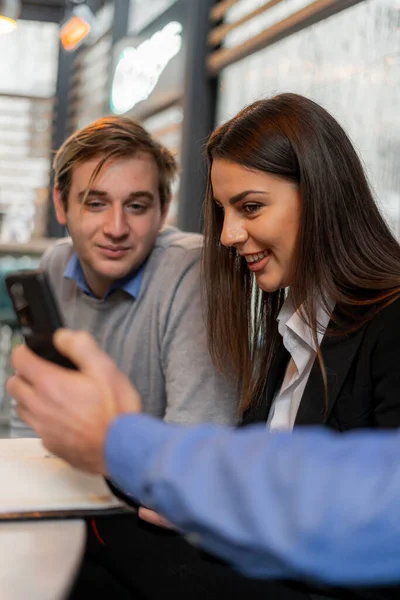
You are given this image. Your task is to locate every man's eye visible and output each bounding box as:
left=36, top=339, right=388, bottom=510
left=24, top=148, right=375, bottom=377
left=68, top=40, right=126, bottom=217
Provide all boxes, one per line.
left=127, top=203, right=147, bottom=212
left=86, top=201, right=105, bottom=210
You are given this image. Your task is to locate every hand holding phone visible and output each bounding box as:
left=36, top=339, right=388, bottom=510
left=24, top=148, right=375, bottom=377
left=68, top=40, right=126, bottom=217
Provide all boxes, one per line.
left=5, top=269, right=76, bottom=370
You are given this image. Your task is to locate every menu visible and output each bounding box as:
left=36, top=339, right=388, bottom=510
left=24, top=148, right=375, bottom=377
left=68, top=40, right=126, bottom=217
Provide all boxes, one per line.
left=0, top=438, right=127, bottom=519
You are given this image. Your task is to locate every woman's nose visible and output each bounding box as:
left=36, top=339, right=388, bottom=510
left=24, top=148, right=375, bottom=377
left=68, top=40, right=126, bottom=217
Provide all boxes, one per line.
left=220, top=217, right=248, bottom=248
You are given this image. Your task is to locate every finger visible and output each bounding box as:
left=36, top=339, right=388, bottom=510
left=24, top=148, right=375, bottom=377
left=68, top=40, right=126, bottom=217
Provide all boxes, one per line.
left=54, top=329, right=118, bottom=380
left=15, top=403, right=39, bottom=433
left=11, top=345, right=67, bottom=386
left=6, top=374, right=43, bottom=415
left=11, top=345, right=41, bottom=377
left=54, top=329, right=142, bottom=413
left=8, top=377, right=43, bottom=436
left=138, top=507, right=175, bottom=530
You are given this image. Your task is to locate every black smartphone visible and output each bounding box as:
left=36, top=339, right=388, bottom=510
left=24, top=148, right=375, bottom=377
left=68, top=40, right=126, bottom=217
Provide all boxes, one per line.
left=5, top=269, right=76, bottom=369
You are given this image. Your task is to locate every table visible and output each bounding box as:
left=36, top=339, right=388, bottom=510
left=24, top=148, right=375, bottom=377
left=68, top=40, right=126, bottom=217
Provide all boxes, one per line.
left=0, top=519, right=86, bottom=600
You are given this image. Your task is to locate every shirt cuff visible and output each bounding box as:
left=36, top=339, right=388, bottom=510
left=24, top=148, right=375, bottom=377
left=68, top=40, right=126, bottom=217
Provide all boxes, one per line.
left=104, top=413, right=175, bottom=500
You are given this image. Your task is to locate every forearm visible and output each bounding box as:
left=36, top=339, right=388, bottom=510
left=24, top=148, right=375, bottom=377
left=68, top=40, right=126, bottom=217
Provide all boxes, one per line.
left=105, top=415, right=400, bottom=585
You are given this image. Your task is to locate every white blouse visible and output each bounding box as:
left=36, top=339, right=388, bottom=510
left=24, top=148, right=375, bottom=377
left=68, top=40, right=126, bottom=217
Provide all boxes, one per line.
left=267, top=296, right=333, bottom=432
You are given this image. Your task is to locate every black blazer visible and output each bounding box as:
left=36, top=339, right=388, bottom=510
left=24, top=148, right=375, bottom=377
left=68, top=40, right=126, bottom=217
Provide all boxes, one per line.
left=242, top=297, right=400, bottom=600
left=243, top=296, right=400, bottom=432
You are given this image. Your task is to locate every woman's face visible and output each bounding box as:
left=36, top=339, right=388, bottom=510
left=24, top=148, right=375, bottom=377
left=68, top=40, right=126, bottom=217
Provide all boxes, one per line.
left=211, top=159, right=301, bottom=293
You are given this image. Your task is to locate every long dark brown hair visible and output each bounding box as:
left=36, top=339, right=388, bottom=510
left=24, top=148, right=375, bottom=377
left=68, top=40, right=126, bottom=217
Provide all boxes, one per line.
left=203, top=93, right=400, bottom=413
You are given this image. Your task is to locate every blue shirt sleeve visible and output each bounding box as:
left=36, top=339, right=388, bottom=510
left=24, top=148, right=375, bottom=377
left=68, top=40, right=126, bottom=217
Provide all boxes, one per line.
left=105, top=414, right=400, bottom=585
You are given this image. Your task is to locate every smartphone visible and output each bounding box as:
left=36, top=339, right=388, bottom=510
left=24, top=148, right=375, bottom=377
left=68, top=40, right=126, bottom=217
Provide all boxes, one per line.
left=5, top=269, right=76, bottom=369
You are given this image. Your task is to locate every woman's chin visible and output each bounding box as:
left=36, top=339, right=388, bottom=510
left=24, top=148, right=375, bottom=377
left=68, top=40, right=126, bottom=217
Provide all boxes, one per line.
left=254, top=268, right=289, bottom=293
left=255, top=277, right=280, bottom=294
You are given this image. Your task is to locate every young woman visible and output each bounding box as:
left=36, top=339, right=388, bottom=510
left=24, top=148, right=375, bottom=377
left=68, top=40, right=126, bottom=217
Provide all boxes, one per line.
left=201, top=92, right=400, bottom=598
left=204, top=92, right=400, bottom=433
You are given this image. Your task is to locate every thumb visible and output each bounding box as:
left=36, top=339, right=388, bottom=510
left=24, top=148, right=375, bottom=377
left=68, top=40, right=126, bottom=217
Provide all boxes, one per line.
left=54, top=329, right=142, bottom=413
left=113, top=371, right=143, bottom=414
left=53, top=329, right=116, bottom=379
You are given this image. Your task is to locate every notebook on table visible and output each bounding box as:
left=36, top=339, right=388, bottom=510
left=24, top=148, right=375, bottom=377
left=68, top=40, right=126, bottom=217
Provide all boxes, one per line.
left=0, top=438, right=132, bottom=520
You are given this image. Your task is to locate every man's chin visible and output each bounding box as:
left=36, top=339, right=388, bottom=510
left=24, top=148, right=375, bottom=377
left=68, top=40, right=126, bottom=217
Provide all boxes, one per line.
left=95, top=265, right=137, bottom=283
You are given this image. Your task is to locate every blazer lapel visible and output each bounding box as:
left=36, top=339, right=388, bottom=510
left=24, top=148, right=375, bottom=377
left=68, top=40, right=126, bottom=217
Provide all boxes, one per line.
left=295, top=322, right=366, bottom=426
left=265, top=341, right=291, bottom=417
left=241, top=341, right=290, bottom=425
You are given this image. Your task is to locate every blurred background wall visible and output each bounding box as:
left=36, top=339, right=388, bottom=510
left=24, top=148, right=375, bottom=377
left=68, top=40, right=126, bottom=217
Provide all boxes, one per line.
left=0, top=0, right=397, bottom=243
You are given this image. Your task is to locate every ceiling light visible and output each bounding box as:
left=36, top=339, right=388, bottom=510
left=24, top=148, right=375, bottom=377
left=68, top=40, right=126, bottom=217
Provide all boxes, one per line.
left=111, top=21, right=183, bottom=115
left=60, top=2, right=94, bottom=51
left=0, top=0, right=21, bottom=35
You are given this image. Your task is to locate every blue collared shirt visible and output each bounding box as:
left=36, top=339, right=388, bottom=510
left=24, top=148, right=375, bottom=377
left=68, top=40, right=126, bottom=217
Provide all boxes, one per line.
left=106, top=414, right=400, bottom=585
left=64, top=253, right=145, bottom=299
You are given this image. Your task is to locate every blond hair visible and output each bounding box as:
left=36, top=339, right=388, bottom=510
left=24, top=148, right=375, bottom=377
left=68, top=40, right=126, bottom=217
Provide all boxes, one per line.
left=53, top=116, right=178, bottom=210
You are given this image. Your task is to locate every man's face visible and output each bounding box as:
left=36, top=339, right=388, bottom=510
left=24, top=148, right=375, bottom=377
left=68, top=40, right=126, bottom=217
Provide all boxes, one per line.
left=54, top=153, right=168, bottom=298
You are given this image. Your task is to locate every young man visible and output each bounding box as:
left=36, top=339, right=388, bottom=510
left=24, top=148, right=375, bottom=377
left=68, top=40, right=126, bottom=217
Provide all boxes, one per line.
left=11, top=117, right=241, bottom=599
left=37, top=116, right=238, bottom=427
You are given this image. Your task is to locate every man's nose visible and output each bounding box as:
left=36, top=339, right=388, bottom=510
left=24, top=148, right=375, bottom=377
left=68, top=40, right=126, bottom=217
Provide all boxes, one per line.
left=103, top=206, right=129, bottom=238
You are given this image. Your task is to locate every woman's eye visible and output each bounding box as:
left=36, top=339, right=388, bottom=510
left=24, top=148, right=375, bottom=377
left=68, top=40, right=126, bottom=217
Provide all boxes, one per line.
left=243, top=203, right=261, bottom=214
